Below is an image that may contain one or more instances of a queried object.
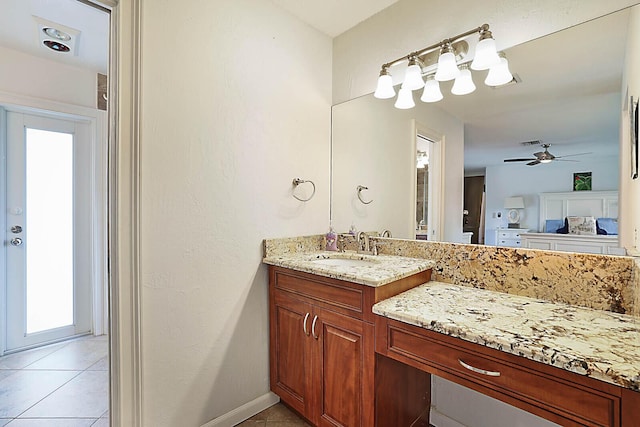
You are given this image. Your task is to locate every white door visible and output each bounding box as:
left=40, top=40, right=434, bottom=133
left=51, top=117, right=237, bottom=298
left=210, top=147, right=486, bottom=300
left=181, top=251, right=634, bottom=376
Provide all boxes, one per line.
left=5, top=111, right=92, bottom=352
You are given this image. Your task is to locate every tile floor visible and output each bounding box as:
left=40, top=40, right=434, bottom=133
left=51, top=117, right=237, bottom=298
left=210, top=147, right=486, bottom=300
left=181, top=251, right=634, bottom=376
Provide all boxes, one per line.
left=236, top=403, right=437, bottom=427
left=235, top=403, right=311, bottom=426
left=0, top=335, right=109, bottom=426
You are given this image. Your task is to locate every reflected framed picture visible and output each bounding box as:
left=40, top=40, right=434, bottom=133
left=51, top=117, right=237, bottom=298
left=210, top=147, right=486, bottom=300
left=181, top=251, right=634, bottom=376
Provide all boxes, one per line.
left=573, top=172, right=592, bottom=191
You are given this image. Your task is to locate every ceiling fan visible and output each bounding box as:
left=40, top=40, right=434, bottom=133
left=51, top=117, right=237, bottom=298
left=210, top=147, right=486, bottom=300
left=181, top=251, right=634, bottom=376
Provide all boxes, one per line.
left=503, top=143, right=591, bottom=166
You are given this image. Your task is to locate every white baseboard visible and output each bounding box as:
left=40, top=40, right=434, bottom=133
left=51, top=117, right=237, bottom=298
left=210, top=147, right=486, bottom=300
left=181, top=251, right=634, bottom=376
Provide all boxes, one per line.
left=200, top=392, right=280, bottom=427
left=430, top=407, right=468, bottom=427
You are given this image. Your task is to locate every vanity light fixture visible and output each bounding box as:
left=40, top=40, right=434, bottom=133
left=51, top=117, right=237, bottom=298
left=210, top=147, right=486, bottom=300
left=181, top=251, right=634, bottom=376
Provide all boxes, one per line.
left=402, top=56, right=425, bottom=90
left=374, top=67, right=395, bottom=99
left=434, top=43, right=460, bottom=81
left=395, top=87, right=415, bottom=109
left=451, top=63, right=476, bottom=95
left=420, top=75, right=443, bottom=103
left=485, top=52, right=514, bottom=86
left=374, top=23, right=509, bottom=108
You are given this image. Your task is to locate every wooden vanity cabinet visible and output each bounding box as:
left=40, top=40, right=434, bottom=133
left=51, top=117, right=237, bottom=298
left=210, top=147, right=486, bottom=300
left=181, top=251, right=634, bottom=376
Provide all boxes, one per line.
left=376, top=316, right=639, bottom=427
left=268, top=265, right=430, bottom=427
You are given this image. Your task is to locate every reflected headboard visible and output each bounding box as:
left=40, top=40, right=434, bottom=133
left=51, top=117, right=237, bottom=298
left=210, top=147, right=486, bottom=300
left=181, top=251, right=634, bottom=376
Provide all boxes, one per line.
left=538, top=191, right=618, bottom=232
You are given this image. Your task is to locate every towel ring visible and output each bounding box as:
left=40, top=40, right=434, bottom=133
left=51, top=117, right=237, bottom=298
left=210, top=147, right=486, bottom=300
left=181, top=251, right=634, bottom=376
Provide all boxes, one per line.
left=292, top=178, right=316, bottom=202
left=357, top=185, right=373, bottom=204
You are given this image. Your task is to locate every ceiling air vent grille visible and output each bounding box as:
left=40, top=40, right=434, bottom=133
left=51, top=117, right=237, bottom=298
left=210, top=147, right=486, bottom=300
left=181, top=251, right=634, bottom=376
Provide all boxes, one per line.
left=520, top=140, right=541, bottom=146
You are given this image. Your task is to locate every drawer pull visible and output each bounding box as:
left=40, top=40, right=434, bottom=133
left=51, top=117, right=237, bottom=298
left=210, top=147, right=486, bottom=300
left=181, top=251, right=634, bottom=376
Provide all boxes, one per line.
left=458, top=359, right=501, bottom=377
left=303, top=312, right=310, bottom=336
left=311, top=315, right=319, bottom=340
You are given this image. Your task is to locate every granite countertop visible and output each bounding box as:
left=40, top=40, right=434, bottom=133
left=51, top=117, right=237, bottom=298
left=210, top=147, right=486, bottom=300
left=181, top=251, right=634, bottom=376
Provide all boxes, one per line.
left=373, top=282, right=640, bottom=390
left=263, top=251, right=434, bottom=287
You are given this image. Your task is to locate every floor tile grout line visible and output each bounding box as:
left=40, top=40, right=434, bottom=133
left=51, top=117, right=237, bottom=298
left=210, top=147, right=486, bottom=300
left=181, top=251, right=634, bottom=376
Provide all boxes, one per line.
left=0, top=335, right=109, bottom=423
left=13, top=369, right=84, bottom=419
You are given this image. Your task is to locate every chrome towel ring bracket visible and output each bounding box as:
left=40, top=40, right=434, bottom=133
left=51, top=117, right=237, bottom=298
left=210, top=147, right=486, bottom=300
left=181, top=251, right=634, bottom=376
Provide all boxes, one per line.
left=357, top=185, right=373, bottom=204
left=292, top=178, right=316, bottom=202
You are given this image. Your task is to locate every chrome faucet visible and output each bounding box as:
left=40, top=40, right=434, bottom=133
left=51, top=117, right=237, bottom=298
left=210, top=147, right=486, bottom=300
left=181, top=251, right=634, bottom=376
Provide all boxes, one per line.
left=380, top=229, right=392, bottom=238
left=356, top=231, right=370, bottom=253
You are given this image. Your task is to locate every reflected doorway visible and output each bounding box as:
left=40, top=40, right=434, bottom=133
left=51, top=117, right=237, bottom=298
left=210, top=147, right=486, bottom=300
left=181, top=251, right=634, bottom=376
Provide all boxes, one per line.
left=414, top=123, right=444, bottom=242
left=463, top=175, right=485, bottom=244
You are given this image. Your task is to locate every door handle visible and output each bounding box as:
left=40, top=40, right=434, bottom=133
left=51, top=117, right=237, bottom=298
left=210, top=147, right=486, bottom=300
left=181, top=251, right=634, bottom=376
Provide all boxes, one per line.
left=303, top=312, right=310, bottom=336
left=10, top=237, right=23, bottom=246
left=11, top=225, right=22, bottom=233
left=311, top=315, right=319, bottom=340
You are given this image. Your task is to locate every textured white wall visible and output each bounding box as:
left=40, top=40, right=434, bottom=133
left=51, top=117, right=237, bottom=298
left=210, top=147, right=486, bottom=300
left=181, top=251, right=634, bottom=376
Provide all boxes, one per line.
left=0, top=45, right=96, bottom=108
left=332, top=0, right=640, bottom=104
left=139, top=0, right=331, bottom=425
left=484, top=156, right=619, bottom=245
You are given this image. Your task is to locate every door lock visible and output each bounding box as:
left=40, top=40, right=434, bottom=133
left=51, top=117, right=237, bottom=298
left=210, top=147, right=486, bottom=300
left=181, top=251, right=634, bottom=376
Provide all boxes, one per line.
left=10, top=237, right=23, bottom=246
left=11, top=225, right=22, bottom=234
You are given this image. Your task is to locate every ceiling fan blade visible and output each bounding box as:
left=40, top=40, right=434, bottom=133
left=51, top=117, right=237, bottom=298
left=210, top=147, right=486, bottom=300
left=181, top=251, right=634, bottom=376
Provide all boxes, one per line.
left=503, top=158, right=536, bottom=162
left=553, top=159, right=579, bottom=162
left=527, top=160, right=541, bottom=166
left=555, top=152, right=592, bottom=158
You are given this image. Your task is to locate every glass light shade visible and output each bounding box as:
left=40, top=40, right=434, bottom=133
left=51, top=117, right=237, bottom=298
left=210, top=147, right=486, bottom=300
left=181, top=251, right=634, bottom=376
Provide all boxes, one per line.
left=540, top=159, right=552, bottom=164
left=451, top=65, right=476, bottom=95
left=420, top=75, right=443, bottom=103
left=484, top=56, right=513, bottom=86
left=471, top=37, right=501, bottom=70
left=395, top=87, right=415, bottom=109
left=402, top=63, right=425, bottom=90
left=374, top=73, right=396, bottom=99
left=435, top=51, right=459, bottom=81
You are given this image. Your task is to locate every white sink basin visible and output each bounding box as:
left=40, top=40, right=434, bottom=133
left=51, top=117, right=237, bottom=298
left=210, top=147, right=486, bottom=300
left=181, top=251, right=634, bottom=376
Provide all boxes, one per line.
left=311, top=257, right=378, bottom=267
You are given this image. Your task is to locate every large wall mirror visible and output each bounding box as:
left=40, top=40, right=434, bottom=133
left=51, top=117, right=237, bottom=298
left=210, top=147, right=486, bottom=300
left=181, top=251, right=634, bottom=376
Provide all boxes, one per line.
left=331, top=5, right=638, bottom=254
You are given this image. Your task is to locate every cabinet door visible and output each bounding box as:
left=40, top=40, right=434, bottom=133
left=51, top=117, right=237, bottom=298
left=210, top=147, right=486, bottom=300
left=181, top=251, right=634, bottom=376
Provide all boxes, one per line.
left=270, top=290, right=314, bottom=418
left=313, top=308, right=375, bottom=427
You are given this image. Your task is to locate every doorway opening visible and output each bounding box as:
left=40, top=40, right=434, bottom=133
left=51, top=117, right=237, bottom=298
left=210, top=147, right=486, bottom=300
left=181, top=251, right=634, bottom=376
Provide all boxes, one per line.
left=0, top=0, right=114, bottom=424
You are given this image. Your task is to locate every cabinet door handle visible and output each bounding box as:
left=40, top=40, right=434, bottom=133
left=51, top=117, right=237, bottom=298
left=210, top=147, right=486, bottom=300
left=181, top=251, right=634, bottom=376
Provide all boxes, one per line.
left=303, top=312, right=310, bottom=336
left=311, top=315, right=319, bottom=339
left=458, top=359, right=501, bottom=377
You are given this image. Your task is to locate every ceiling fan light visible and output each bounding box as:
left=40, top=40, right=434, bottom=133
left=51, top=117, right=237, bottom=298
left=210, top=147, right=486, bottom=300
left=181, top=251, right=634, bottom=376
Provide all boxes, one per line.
left=395, top=87, right=415, bottom=109
left=471, top=32, right=501, bottom=70
left=420, top=75, right=443, bottom=103
left=374, top=71, right=396, bottom=99
left=435, top=46, right=460, bottom=81
left=402, top=60, right=425, bottom=90
left=485, top=53, right=513, bottom=86
left=540, top=159, right=552, bottom=164
left=451, top=64, right=476, bottom=95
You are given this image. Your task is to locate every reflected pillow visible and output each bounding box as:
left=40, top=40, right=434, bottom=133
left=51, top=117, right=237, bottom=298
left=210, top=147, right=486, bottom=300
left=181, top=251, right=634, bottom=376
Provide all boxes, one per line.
left=545, top=219, right=564, bottom=233
left=596, top=217, right=618, bottom=235
left=567, top=216, right=597, bottom=235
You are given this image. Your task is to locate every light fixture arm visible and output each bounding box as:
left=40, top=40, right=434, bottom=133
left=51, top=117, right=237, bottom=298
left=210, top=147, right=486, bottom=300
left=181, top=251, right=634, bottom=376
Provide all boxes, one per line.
left=380, top=24, right=489, bottom=70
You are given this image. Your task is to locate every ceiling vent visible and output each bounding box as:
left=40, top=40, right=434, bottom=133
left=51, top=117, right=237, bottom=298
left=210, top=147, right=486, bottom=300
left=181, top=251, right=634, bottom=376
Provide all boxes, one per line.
left=520, top=140, right=542, bottom=146
left=33, top=16, right=80, bottom=56
left=490, top=73, right=522, bottom=89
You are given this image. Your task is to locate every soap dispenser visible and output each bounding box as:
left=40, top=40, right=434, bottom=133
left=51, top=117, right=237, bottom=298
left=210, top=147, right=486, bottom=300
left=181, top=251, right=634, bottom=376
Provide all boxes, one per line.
left=325, top=224, right=338, bottom=251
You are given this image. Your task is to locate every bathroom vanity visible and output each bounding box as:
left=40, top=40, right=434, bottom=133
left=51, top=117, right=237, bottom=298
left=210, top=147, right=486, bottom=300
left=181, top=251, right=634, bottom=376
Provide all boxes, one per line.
left=266, top=252, right=433, bottom=427
left=263, top=237, right=640, bottom=427
left=374, top=283, right=640, bottom=427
